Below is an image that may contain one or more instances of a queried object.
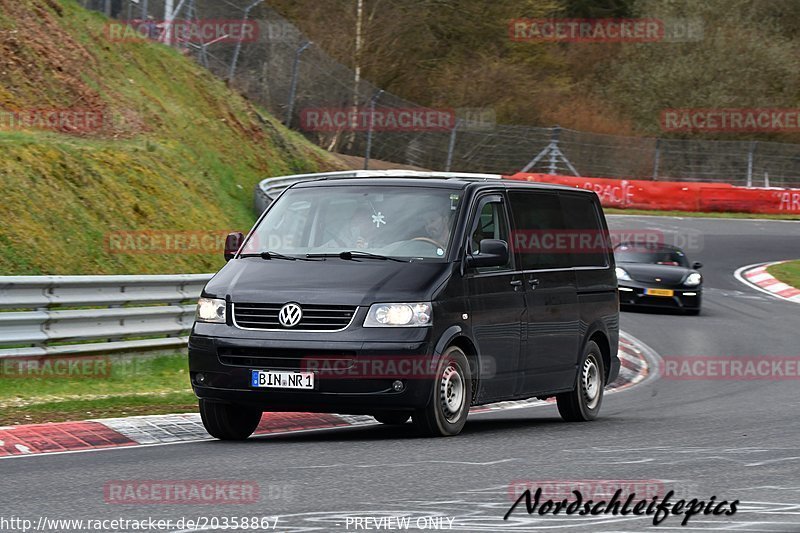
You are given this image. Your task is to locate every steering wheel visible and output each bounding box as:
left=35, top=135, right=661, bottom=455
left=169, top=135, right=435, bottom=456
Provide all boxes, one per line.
left=411, top=237, right=443, bottom=249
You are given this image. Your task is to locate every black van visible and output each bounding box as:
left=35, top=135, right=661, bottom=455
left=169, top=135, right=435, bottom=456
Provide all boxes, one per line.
left=189, top=173, right=619, bottom=439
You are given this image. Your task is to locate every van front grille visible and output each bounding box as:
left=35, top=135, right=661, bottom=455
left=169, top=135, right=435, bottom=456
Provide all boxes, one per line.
left=218, top=347, right=355, bottom=369
left=232, top=302, right=357, bottom=331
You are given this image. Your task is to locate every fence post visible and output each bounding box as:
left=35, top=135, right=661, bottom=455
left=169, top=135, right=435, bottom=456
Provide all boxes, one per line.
left=652, top=138, right=661, bottom=180
left=746, top=141, right=756, bottom=187
left=549, top=126, right=561, bottom=175
left=285, top=41, right=312, bottom=127
left=228, top=0, right=264, bottom=81
left=364, top=90, right=384, bottom=170
left=445, top=119, right=460, bottom=172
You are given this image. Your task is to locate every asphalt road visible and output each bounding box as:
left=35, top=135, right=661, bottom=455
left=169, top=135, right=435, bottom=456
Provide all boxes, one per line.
left=3, top=216, right=799, bottom=533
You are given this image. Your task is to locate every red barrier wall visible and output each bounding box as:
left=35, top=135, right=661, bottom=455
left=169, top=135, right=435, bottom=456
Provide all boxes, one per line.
left=508, top=173, right=800, bottom=215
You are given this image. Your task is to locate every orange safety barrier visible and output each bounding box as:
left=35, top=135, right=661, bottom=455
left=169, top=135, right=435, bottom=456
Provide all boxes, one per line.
left=508, top=173, right=800, bottom=215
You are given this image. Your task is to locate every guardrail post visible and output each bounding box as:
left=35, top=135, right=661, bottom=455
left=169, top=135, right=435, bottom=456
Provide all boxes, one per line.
left=364, top=89, right=384, bottom=170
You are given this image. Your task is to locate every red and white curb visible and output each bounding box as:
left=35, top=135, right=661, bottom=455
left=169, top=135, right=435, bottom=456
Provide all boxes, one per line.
left=735, top=261, right=800, bottom=303
left=0, top=331, right=655, bottom=459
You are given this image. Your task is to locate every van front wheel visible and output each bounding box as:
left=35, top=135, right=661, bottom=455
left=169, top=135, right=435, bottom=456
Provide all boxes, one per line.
left=413, top=347, right=471, bottom=437
left=556, top=341, right=605, bottom=422
left=199, top=399, right=262, bottom=440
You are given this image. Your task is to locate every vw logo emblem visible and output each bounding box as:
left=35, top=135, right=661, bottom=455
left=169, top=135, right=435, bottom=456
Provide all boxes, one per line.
left=278, top=303, right=303, bottom=328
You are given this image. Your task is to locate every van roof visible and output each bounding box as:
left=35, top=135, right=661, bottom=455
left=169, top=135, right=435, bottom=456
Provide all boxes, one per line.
left=263, top=170, right=590, bottom=194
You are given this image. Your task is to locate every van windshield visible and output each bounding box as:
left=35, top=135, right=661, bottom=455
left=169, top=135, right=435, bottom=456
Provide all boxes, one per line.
left=243, top=186, right=462, bottom=260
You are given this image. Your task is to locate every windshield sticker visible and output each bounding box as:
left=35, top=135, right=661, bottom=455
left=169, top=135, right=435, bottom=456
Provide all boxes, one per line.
left=372, top=212, right=386, bottom=228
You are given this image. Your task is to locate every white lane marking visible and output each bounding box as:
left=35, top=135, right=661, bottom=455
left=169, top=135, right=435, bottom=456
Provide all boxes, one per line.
left=289, top=458, right=517, bottom=470
left=734, top=262, right=800, bottom=304
left=744, top=457, right=800, bottom=467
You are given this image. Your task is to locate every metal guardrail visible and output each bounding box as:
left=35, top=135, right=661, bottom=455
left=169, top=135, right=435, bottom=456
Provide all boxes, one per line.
left=0, top=274, right=212, bottom=358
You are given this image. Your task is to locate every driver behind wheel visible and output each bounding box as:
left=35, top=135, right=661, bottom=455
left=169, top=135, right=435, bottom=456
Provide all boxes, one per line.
left=419, top=209, right=452, bottom=251
left=341, top=206, right=376, bottom=249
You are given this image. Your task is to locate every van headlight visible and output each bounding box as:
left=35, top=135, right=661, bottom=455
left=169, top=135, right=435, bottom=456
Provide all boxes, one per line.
left=196, top=297, right=226, bottom=323
left=684, top=272, right=702, bottom=287
left=364, top=303, right=432, bottom=327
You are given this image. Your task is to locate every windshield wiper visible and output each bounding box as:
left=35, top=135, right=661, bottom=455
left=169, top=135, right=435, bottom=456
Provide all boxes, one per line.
left=239, top=251, right=317, bottom=261
left=306, top=251, right=407, bottom=262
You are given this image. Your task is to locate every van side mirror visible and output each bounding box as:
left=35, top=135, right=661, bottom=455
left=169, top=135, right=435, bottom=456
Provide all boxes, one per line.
left=224, top=232, right=244, bottom=261
left=692, top=261, right=703, bottom=269
left=466, top=239, right=509, bottom=269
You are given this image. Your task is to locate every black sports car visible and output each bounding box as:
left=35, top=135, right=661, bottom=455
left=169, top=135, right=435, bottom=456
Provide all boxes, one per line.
left=614, top=242, right=703, bottom=314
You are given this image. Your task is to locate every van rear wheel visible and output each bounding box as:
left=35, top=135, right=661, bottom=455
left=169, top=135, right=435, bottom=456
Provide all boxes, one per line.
left=556, top=341, right=605, bottom=422
left=199, top=399, right=262, bottom=440
left=413, top=346, right=471, bottom=437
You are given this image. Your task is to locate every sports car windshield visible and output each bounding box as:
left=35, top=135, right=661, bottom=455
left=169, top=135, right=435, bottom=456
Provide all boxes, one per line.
left=243, top=186, right=462, bottom=260
left=615, top=247, right=690, bottom=267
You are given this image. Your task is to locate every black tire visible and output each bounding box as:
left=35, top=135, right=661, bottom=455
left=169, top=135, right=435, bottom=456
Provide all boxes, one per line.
left=556, top=341, right=605, bottom=422
left=373, top=413, right=411, bottom=425
left=199, top=399, right=262, bottom=440
left=413, top=346, right=472, bottom=437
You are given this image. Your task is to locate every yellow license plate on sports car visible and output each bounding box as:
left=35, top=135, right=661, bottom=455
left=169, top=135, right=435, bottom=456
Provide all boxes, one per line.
left=645, top=288, right=674, bottom=297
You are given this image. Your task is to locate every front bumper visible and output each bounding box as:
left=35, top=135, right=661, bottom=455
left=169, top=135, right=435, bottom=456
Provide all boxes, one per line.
left=618, top=284, right=702, bottom=311
left=188, top=330, right=437, bottom=414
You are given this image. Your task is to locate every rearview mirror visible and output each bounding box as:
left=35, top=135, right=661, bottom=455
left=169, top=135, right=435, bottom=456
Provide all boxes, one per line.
left=466, top=239, right=509, bottom=269
left=224, top=232, right=244, bottom=261
left=692, top=261, right=703, bottom=269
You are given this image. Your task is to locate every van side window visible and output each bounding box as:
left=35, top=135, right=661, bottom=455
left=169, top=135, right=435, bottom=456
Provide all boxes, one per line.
left=509, top=191, right=569, bottom=270
left=470, top=198, right=512, bottom=272
left=559, top=193, right=609, bottom=267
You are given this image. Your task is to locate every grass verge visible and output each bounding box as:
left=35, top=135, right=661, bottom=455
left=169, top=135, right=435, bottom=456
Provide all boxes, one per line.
left=767, top=260, right=800, bottom=290
left=0, top=351, right=197, bottom=426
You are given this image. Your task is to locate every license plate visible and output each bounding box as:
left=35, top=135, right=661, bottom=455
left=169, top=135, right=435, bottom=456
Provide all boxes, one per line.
left=251, top=370, right=315, bottom=389
left=645, top=288, right=674, bottom=297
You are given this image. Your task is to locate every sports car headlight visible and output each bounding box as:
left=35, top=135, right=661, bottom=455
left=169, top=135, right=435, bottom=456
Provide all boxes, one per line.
left=615, top=267, right=632, bottom=282
left=364, top=303, right=432, bottom=327
left=684, top=272, right=702, bottom=287
left=196, top=297, right=226, bottom=323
